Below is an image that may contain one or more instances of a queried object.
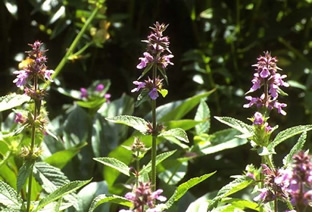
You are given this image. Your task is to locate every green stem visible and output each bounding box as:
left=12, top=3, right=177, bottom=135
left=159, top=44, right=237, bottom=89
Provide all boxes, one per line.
left=43, top=6, right=100, bottom=89
left=151, top=66, right=157, bottom=190
left=26, top=77, right=39, bottom=212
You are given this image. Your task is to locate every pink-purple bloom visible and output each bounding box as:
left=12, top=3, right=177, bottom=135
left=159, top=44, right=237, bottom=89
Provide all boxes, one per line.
left=245, top=52, right=288, bottom=115
left=13, top=41, right=54, bottom=92
left=14, top=112, right=26, bottom=124
left=131, top=81, right=146, bottom=93
left=136, top=22, right=173, bottom=71
left=120, top=182, right=166, bottom=212
left=80, top=88, right=88, bottom=99
left=13, top=70, right=29, bottom=87
left=148, top=88, right=159, bottom=100
left=96, top=83, right=105, bottom=92
left=253, top=112, right=264, bottom=125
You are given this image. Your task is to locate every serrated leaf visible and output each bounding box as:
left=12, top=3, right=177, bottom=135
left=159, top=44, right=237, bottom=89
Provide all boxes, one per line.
left=0, top=93, right=30, bottom=112
left=88, top=194, right=132, bottom=212
left=163, top=172, right=216, bottom=210
left=0, top=181, right=22, bottom=210
left=222, top=198, right=260, bottom=211
left=159, top=128, right=189, bottom=143
left=94, top=157, right=130, bottom=176
left=195, top=100, right=210, bottom=134
left=33, top=162, right=70, bottom=194
left=207, top=176, right=253, bottom=210
left=17, top=160, right=34, bottom=193
left=106, top=115, right=149, bottom=134
left=191, top=129, right=248, bottom=156
left=139, top=150, right=176, bottom=176
left=214, top=116, right=253, bottom=138
left=283, top=132, right=307, bottom=167
left=33, top=180, right=90, bottom=212
left=268, top=125, right=312, bottom=150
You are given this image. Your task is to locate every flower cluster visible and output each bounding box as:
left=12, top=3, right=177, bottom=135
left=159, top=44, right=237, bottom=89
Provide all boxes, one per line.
left=80, top=83, right=111, bottom=102
left=120, top=182, right=166, bottom=212
left=137, top=22, right=173, bottom=70
left=255, top=152, right=312, bottom=210
left=254, top=164, right=288, bottom=203
left=244, top=52, right=288, bottom=115
left=282, top=151, right=312, bottom=209
left=132, top=77, right=163, bottom=100
left=13, top=41, right=54, bottom=92
left=132, top=22, right=173, bottom=100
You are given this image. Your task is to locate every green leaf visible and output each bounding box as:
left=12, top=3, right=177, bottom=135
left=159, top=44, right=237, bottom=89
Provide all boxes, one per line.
left=76, top=98, right=107, bottom=109
left=137, top=64, right=153, bottom=80
left=159, top=89, right=168, bottom=98
left=268, top=125, right=312, bottom=150
left=88, top=194, right=132, bottom=212
left=33, top=162, right=70, bottom=194
left=195, top=100, right=210, bottom=134
left=0, top=93, right=30, bottom=112
left=33, top=180, right=90, bottom=212
left=158, top=159, right=187, bottom=185
left=222, top=198, right=260, bottom=211
left=0, top=181, right=22, bottom=210
left=76, top=181, right=109, bottom=212
left=44, top=142, right=87, bottom=169
left=165, top=119, right=202, bottom=131
left=139, top=150, right=177, bottom=176
left=159, top=128, right=189, bottom=143
left=17, top=160, right=34, bottom=193
left=283, top=132, right=307, bottom=167
left=158, top=67, right=169, bottom=84
left=157, top=91, right=215, bottom=122
left=94, top=157, right=130, bottom=176
left=163, top=172, right=216, bottom=210
left=191, top=129, right=248, bottom=156
left=208, top=176, right=253, bottom=210
left=214, top=116, right=253, bottom=138
left=55, top=87, right=82, bottom=99
left=106, top=115, right=149, bottom=134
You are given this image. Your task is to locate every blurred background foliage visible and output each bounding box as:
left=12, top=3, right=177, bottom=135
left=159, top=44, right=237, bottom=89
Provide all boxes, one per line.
left=2, top=0, right=312, bottom=206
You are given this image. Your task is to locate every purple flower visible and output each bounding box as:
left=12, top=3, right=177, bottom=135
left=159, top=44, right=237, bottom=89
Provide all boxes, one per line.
left=15, top=113, right=26, bottom=124
left=125, top=192, right=136, bottom=201
left=137, top=52, right=153, bottom=69
left=96, top=84, right=104, bottom=92
left=131, top=81, right=146, bottom=92
left=160, top=54, right=174, bottom=68
left=151, top=189, right=167, bottom=202
left=253, top=112, right=264, bottom=125
left=149, top=88, right=159, bottom=100
left=274, top=101, right=287, bottom=115
left=13, top=70, right=29, bottom=87
left=104, top=93, right=111, bottom=103
left=80, top=88, right=88, bottom=99
left=243, top=96, right=259, bottom=108
left=44, top=69, right=54, bottom=81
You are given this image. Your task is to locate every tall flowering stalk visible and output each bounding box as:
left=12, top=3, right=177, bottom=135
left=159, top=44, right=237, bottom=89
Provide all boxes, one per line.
left=13, top=41, right=54, bottom=212
left=244, top=52, right=288, bottom=167
left=132, top=22, right=173, bottom=190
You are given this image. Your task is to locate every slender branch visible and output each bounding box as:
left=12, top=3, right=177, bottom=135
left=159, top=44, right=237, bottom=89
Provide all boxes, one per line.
left=43, top=6, right=100, bottom=89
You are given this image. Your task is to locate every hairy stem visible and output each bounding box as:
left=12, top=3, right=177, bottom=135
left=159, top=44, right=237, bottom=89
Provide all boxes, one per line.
left=151, top=66, right=157, bottom=190
left=26, top=77, right=39, bottom=212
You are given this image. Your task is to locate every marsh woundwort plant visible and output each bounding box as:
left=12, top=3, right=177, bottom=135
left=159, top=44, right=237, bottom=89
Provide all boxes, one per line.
left=13, top=41, right=54, bottom=212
